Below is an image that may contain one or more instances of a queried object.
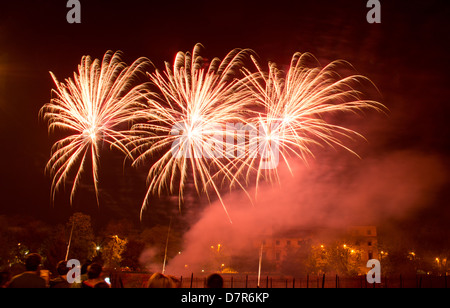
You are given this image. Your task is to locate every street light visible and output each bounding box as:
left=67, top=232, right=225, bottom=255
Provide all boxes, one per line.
left=435, top=257, right=441, bottom=273
left=408, top=251, right=416, bottom=261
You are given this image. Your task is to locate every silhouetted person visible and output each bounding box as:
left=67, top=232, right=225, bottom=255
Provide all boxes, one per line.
left=206, top=273, right=223, bottom=288
left=81, top=263, right=109, bottom=288
left=8, top=253, right=46, bottom=288
left=146, top=272, right=178, bottom=288
left=49, top=260, right=70, bottom=288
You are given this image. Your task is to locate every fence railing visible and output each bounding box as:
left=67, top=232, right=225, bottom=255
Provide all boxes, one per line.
left=113, top=272, right=448, bottom=288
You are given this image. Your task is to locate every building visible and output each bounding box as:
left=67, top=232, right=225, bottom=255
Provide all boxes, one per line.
left=346, top=225, right=378, bottom=262
left=257, top=226, right=378, bottom=275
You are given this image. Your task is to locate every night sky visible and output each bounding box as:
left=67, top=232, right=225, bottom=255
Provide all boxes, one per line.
left=0, top=0, right=449, bottom=249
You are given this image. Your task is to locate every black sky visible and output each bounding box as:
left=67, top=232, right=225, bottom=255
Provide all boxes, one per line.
left=0, top=0, right=449, bottom=243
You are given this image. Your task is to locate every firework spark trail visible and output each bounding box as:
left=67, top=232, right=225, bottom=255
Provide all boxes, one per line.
left=127, top=44, right=254, bottom=221
left=234, top=52, right=385, bottom=192
left=40, top=51, right=151, bottom=205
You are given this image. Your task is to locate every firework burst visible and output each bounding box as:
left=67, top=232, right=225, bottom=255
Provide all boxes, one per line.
left=41, top=46, right=384, bottom=222
left=235, top=52, right=385, bottom=190
left=127, top=44, right=253, bottom=220
left=40, top=50, right=150, bottom=205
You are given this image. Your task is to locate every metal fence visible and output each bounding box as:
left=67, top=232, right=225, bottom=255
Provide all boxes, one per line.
left=113, top=272, right=448, bottom=288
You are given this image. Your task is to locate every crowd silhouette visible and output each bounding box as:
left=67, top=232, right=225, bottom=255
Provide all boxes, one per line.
left=3, top=252, right=111, bottom=288
left=1, top=252, right=225, bottom=289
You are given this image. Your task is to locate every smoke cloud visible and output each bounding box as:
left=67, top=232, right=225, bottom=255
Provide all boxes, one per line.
left=165, top=149, right=447, bottom=274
